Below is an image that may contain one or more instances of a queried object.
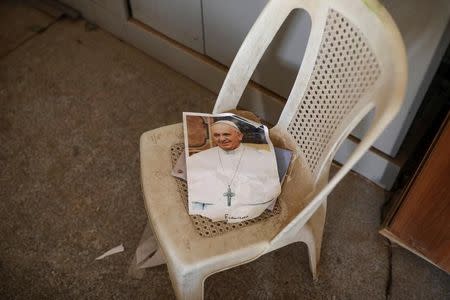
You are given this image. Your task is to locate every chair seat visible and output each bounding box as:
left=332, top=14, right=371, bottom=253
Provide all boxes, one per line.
left=140, top=123, right=315, bottom=272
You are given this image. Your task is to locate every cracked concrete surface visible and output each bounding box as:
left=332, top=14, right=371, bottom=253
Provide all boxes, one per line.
left=0, top=2, right=449, bottom=299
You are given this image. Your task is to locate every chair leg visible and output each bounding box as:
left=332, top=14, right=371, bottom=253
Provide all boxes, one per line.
left=297, top=201, right=327, bottom=281
left=168, top=266, right=207, bottom=300
left=303, top=233, right=319, bottom=280
left=129, top=223, right=166, bottom=278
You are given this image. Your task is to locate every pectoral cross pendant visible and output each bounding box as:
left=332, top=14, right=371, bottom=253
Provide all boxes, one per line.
left=223, top=185, right=235, bottom=207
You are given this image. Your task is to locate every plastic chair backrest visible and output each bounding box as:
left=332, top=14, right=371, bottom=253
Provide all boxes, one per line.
left=212, top=0, right=406, bottom=182
left=212, top=0, right=407, bottom=244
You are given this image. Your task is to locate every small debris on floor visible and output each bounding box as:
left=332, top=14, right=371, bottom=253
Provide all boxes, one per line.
left=28, top=25, right=46, bottom=33
left=85, top=21, right=98, bottom=32
left=95, top=244, right=125, bottom=260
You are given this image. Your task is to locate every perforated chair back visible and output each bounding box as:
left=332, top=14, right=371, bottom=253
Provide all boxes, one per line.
left=212, top=0, right=407, bottom=244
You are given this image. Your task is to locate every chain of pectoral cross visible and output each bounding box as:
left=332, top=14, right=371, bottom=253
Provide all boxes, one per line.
left=218, top=147, right=246, bottom=206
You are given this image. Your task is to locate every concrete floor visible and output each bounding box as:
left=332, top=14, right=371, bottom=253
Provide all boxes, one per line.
left=0, top=3, right=449, bottom=299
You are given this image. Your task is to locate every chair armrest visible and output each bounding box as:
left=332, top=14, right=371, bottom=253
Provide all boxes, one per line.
left=270, top=109, right=398, bottom=246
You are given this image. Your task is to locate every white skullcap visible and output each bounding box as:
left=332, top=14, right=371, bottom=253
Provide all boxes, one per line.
left=211, top=120, right=242, bottom=133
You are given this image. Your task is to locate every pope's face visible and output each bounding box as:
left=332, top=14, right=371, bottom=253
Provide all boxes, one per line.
left=212, top=123, right=243, bottom=151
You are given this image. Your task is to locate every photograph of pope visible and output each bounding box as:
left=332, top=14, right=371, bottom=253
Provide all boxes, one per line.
left=183, top=113, right=281, bottom=223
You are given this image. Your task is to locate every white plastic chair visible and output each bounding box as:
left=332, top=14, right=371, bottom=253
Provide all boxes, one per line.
left=140, top=0, right=407, bottom=298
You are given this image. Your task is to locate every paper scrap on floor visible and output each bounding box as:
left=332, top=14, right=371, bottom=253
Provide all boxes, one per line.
left=95, top=244, right=124, bottom=260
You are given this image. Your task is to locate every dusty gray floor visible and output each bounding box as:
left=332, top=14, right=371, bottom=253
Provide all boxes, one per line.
left=0, top=0, right=56, bottom=57
left=0, top=3, right=449, bottom=299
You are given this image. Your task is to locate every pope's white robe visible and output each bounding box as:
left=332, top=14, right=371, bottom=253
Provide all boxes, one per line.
left=186, top=144, right=281, bottom=222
